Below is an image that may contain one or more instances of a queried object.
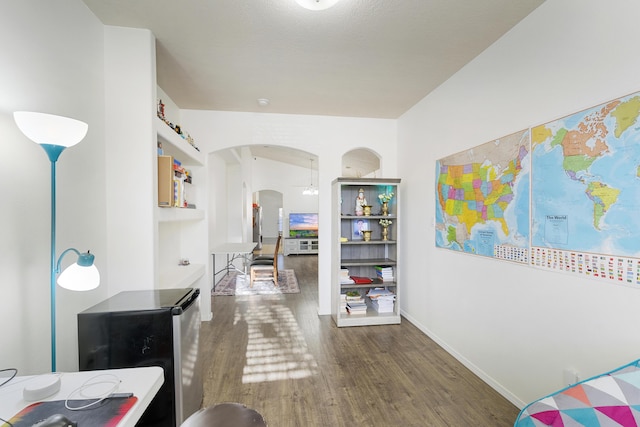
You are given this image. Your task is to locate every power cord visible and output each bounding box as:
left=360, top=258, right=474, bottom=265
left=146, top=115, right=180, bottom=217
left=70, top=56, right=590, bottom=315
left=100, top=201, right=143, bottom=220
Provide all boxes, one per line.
left=0, top=368, right=18, bottom=426
left=0, top=368, right=17, bottom=388
left=64, top=373, right=121, bottom=411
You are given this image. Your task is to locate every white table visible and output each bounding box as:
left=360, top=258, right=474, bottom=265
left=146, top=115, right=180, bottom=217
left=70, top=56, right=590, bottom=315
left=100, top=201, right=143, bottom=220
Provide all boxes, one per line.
left=0, top=366, right=163, bottom=427
left=211, top=242, right=257, bottom=289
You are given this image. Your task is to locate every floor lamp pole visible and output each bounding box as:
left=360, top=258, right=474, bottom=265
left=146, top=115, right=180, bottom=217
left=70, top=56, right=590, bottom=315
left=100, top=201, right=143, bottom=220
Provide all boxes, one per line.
left=49, top=157, right=58, bottom=372
left=42, top=144, right=65, bottom=373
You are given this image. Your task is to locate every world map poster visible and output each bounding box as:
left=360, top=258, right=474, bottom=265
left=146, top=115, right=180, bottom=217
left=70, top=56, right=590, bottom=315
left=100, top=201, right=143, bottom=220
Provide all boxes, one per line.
left=530, top=91, right=640, bottom=284
left=435, top=90, right=640, bottom=286
left=435, top=130, right=530, bottom=263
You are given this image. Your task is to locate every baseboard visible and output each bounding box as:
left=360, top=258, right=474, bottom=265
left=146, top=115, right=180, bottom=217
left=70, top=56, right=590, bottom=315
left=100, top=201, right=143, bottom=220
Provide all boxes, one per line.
left=400, top=310, right=526, bottom=409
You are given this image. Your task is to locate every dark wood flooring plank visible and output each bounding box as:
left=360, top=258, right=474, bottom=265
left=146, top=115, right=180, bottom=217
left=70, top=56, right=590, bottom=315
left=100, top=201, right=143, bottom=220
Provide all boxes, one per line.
left=199, top=254, right=518, bottom=426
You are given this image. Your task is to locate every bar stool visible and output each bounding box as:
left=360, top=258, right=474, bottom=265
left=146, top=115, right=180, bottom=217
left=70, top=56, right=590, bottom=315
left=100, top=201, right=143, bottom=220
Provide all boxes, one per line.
left=181, top=403, right=267, bottom=427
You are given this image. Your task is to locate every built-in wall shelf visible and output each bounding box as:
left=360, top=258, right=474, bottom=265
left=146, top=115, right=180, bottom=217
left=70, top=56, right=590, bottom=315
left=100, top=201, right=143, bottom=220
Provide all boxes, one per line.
left=158, top=264, right=205, bottom=289
left=153, top=111, right=207, bottom=315
left=156, top=206, right=205, bottom=222
left=155, top=116, right=204, bottom=166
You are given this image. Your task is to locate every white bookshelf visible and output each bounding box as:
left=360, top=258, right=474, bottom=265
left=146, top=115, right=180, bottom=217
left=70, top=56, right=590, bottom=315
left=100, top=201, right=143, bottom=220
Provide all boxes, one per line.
left=331, top=178, right=401, bottom=327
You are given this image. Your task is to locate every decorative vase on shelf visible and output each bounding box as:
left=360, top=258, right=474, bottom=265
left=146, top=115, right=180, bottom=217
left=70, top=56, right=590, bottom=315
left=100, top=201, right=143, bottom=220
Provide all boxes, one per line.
left=363, top=205, right=372, bottom=216
left=382, top=226, right=389, bottom=241
left=382, top=201, right=389, bottom=216
left=363, top=230, right=372, bottom=241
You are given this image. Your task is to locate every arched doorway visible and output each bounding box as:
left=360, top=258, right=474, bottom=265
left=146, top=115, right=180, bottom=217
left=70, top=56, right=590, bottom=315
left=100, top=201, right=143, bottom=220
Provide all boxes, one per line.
left=253, top=189, right=283, bottom=248
left=208, top=145, right=319, bottom=288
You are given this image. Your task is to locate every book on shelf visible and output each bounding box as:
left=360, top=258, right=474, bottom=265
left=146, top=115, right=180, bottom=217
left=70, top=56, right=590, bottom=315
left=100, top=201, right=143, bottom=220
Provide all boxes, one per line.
left=346, top=302, right=367, bottom=315
left=350, top=276, right=373, bottom=284
left=343, top=291, right=367, bottom=315
left=173, top=178, right=181, bottom=207
left=374, top=265, right=394, bottom=282
left=340, top=268, right=355, bottom=284
left=369, top=299, right=394, bottom=313
left=366, top=288, right=396, bottom=313
left=366, top=287, right=395, bottom=298
left=347, top=301, right=366, bottom=308
left=339, top=294, right=347, bottom=312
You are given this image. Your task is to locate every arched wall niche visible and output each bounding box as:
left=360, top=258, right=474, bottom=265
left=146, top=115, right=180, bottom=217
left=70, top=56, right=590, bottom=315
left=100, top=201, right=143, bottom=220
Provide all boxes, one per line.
left=341, top=148, right=381, bottom=178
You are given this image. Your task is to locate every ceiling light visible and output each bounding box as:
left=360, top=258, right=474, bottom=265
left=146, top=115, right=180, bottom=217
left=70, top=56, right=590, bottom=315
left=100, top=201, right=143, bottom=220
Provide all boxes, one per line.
left=295, top=0, right=341, bottom=11
left=257, top=98, right=270, bottom=107
left=303, top=158, right=318, bottom=196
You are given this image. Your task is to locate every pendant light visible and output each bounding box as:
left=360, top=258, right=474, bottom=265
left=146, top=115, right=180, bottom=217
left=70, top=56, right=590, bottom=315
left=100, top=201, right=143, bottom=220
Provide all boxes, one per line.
left=303, top=158, right=318, bottom=196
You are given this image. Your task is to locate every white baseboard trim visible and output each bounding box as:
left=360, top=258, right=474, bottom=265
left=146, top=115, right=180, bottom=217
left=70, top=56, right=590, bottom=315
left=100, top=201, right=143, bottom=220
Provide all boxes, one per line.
left=400, top=310, right=526, bottom=409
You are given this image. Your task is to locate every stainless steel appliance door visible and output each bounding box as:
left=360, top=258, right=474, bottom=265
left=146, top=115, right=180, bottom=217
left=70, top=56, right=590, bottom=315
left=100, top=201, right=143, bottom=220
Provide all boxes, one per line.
left=172, top=291, right=203, bottom=425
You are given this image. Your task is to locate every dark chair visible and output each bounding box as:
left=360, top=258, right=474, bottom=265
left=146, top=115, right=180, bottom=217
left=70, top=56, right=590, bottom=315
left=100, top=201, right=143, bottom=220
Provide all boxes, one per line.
left=252, top=235, right=281, bottom=261
left=249, top=235, right=281, bottom=287
left=181, top=403, right=267, bottom=427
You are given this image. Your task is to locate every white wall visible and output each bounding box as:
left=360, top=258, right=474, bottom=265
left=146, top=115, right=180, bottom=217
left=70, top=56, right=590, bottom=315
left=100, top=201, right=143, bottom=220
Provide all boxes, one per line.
left=183, top=110, right=397, bottom=314
left=398, top=0, right=640, bottom=407
left=208, top=152, right=229, bottom=247
left=0, top=0, right=107, bottom=374
left=104, top=26, right=157, bottom=294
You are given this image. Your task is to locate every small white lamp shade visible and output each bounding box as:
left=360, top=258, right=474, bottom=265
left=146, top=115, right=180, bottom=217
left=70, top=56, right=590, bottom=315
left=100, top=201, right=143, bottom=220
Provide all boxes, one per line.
left=295, top=0, right=341, bottom=11
left=302, top=186, right=318, bottom=195
left=57, top=263, right=100, bottom=291
left=14, top=111, right=88, bottom=147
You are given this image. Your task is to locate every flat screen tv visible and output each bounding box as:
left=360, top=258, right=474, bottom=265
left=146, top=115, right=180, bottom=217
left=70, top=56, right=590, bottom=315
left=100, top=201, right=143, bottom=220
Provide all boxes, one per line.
left=289, top=213, right=319, bottom=238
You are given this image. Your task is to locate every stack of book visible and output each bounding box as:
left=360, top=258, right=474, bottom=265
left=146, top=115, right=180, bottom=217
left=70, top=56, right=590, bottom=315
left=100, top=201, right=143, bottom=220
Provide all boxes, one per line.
left=374, top=265, right=394, bottom=282
left=366, top=288, right=396, bottom=313
left=339, top=293, right=347, bottom=312
left=340, top=268, right=354, bottom=284
left=343, top=292, right=367, bottom=315
left=172, top=159, right=188, bottom=208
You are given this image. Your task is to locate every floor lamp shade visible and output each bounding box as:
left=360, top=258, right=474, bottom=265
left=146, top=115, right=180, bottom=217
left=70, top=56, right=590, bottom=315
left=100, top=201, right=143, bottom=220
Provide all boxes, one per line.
left=13, top=111, right=88, bottom=147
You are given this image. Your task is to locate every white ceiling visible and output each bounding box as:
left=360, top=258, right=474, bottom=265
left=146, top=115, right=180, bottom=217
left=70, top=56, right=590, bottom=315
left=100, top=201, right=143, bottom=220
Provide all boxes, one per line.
left=82, top=0, right=544, bottom=119
left=81, top=0, right=544, bottom=174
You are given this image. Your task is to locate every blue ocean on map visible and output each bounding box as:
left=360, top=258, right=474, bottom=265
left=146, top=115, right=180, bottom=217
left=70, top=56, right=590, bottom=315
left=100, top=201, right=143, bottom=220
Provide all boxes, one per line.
left=532, top=106, right=640, bottom=258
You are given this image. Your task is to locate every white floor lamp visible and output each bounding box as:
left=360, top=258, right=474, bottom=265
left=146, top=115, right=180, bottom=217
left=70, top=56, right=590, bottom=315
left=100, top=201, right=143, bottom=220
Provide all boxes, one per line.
left=14, top=111, right=100, bottom=372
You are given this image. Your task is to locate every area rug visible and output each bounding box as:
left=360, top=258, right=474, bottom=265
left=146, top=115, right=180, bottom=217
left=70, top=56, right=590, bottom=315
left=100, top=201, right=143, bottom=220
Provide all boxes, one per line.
left=212, top=269, right=299, bottom=296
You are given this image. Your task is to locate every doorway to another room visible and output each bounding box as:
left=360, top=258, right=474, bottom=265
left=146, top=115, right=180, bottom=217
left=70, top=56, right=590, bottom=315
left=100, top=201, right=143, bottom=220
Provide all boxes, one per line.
left=253, top=190, right=283, bottom=249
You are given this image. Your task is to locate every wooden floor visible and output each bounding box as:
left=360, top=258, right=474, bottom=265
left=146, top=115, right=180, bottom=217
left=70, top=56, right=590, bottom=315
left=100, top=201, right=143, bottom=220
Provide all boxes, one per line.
left=200, top=255, right=519, bottom=426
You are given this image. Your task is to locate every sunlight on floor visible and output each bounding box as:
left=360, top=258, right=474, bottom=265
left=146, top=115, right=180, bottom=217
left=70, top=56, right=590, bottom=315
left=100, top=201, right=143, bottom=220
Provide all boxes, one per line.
left=234, top=298, right=318, bottom=383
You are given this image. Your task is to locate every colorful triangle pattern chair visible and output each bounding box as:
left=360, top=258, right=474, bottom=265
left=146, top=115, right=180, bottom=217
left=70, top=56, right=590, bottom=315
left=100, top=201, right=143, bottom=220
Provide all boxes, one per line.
left=515, top=359, right=640, bottom=426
